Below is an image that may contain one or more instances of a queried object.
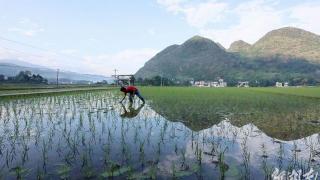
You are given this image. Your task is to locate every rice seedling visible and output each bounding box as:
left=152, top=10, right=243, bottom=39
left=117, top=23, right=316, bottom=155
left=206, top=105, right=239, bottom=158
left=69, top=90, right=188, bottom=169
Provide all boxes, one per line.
left=100, top=163, right=132, bottom=178
left=260, top=143, right=272, bottom=179
left=240, top=131, right=251, bottom=179
left=173, top=163, right=201, bottom=178
left=82, top=165, right=96, bottom=179
left=9, top=166, right=30, bottom=180
left=56, top=164, right=71, bottom=179
left=277, top=142, right=284, bottom=170
left=139, top=140, right=146, bottom=167
left=36, top=167, right=46, bottom=180
left=218, top=147, right=228, bottom=179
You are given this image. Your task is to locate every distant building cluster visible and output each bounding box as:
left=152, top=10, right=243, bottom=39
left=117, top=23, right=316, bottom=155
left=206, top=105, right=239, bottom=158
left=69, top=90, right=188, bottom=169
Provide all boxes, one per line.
left=192, top=79, right=227, bottom=87
left=275, top=82, right=289, bottom=87
left=112, top=74, right=135, bottom=86
left=238, top=81, right=249, bottom=88
left=191, top=80, right=291, bottom=88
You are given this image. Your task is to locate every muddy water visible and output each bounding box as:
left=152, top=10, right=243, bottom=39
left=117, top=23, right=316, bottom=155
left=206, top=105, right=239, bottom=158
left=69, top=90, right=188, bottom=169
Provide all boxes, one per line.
left=0, top=91, right=319, bottom=179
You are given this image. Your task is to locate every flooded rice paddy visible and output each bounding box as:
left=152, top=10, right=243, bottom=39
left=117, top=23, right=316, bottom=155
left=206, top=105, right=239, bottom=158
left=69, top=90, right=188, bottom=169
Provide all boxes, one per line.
left=0, top=90, right=319, bottom=179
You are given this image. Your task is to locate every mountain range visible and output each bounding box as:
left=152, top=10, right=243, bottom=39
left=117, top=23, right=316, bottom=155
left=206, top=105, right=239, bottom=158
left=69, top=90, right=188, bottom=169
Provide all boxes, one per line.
left=0, top=59, right=111, bottom=83
left=135, top=27, right=320, bottom=86
left=228, top=27, right=320, bottom=62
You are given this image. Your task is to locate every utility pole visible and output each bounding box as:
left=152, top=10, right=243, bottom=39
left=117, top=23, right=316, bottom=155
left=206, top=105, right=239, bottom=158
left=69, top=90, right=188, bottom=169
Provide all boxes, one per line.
left=113, top=69, right=118, bottom=86
left=56, top=69, right=59, bottom=88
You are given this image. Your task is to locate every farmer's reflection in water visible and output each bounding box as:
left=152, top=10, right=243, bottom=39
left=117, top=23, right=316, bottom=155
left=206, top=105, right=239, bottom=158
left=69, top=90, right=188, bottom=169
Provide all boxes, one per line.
left=120, top=102, right=144, bottom=118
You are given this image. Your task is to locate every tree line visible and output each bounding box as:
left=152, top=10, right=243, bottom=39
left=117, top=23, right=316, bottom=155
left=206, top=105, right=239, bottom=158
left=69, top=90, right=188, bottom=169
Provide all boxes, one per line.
left=136, top=75, right=319, bottom=87
left=136, top=76, right=190, bottom=86
left=0, top=71, right=48, bottom=84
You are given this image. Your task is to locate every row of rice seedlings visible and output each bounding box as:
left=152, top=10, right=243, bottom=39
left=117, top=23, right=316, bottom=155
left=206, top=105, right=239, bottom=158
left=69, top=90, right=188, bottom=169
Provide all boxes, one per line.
left=260, top=143, right=272, bottom=179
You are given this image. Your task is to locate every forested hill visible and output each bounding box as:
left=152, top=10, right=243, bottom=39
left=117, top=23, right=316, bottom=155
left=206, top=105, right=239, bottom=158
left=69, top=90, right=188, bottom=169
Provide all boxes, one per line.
left=135, top=27, right=320, bottom=86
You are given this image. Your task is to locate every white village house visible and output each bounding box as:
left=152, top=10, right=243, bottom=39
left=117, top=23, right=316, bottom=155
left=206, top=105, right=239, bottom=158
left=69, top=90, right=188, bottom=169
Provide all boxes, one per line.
left=193, top=79, right=227, bottom=87
left=238, top=81, right=249, bottom=87
left=275, top=82, right=289, bottom=87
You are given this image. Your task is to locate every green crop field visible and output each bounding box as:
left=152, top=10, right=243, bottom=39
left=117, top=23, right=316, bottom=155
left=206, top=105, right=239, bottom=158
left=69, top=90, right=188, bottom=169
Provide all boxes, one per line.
left=140, top=87, right=320, bottom=140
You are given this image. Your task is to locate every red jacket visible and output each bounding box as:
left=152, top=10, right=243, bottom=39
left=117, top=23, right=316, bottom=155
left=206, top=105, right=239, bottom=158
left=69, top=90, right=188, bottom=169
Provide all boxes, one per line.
left=125, top=86, right=137, bottom=94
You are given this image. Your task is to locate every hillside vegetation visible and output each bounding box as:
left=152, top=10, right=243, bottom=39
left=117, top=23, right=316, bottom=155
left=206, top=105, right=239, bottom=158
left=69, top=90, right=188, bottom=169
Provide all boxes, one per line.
left=243, top=27, right=320, bottom=62
left=136, top=27, right=320, bottom=86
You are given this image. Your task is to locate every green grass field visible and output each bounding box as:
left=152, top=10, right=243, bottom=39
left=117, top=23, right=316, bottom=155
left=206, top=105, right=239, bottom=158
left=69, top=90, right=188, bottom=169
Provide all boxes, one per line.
left=140, top=87, right=320, bottom=140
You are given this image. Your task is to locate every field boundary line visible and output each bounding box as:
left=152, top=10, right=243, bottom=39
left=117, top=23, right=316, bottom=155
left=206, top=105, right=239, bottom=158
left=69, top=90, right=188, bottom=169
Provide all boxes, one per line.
left=0, top=87, right=116, bottom=97
left=249, top=89, right=320, bottom=99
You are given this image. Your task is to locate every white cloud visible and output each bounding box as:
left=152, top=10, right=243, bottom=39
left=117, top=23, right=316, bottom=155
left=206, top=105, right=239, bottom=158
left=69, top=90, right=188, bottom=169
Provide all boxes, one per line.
left=0, top=47, right=158, bottom=76
left=60, top=49, right=78, bottom=55
left=200, top=0, right=284, bottom=47
left=88, top=37, right=99, bottom=43
left=0, top=47, right=17, bottom=59
left=8, top=18, right=44, bottom=37
left=157, top=0, right=320, bottom=48
left=182, top=2, right=228, bottom=28
left=288, top=3, right=320, bottom=33
left=82, top=48, right=159, bottom=76
left=158, top=0, right=228, bottom=28
left=147, top=28, right=156, bottom=36
left=8, top=27, right=44, bottom=37
left=157, top=0, right=187, bottom=13
left=0, top=46, right=61, bottom=68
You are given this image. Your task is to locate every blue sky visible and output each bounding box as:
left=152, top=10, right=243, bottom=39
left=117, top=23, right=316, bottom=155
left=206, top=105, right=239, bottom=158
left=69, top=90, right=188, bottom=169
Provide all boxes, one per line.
left=0, top=0, right=320, bottom=76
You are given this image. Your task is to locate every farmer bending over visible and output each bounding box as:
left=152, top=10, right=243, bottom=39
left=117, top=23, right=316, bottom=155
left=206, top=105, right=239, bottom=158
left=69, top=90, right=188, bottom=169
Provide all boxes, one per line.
left=120, top=86, right=145, bottom=104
